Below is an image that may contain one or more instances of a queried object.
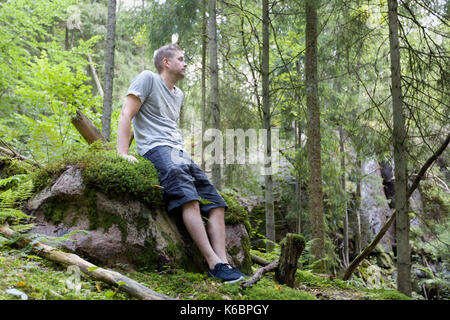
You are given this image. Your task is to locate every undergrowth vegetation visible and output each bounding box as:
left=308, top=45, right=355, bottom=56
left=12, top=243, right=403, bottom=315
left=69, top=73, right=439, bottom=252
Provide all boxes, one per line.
left=0, top=248, right=413, bottom=300
left=0, top=153, right=414, bottom=301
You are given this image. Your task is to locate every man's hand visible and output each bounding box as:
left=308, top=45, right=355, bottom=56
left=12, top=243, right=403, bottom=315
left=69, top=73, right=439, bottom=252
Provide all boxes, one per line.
left=119, top=153, right=138, bottom=163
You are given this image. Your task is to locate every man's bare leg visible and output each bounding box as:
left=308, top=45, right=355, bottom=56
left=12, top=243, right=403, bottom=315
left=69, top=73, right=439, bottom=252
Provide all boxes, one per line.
left=181, top=200, right=222, bottom=270
left=207, top=207, right=229, bottom=264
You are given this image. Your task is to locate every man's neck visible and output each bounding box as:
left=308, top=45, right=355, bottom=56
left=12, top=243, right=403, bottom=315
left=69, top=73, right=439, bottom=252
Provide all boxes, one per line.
left=160, top=72, right=177, bottom=91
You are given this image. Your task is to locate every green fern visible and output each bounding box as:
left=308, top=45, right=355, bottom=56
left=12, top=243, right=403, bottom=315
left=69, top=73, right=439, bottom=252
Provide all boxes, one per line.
left=0, top=173, right=33, bottom=224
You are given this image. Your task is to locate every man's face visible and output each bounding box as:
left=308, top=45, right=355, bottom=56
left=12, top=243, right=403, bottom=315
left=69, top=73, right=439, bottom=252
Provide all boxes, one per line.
left=165, top=50, right=187, bottom=79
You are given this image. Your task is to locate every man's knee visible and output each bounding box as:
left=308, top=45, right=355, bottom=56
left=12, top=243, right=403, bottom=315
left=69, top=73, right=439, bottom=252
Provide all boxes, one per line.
left=181, top=199, right=200, bottom=211
left=209, top=206, right=225, bottom=218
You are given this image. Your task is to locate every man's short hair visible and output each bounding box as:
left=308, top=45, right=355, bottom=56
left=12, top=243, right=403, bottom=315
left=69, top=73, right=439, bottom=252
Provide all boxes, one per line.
left=153, top=44, right=183, bottom=73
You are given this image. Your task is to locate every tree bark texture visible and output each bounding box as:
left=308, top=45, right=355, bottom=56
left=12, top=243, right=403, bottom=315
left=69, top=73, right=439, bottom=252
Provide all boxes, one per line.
left=201, top=0, right=208, bottom=171
left=71, top=109, right=106, bottom=144
left=0, top=224, right=175, bottom=300
left=354, top=150, right=362, bottom=255
left=262, top=0, right=275, bottom=251
left=339, top=126, right=349, bottom=267
left=275, top=233, right=305, bottom=287
left=388, top=0, right=411, bottom=297
left=102, top=0, right=117, bottom=141
left=208, top=0, right=221, bottom=190
left=294, top=120, right=302, bottom=234
left=305, top=0, right=326, bottom=272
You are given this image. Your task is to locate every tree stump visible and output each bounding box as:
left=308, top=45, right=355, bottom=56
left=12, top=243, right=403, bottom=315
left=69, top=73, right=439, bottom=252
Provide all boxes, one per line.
left=275, top=233, right=305, bottom=287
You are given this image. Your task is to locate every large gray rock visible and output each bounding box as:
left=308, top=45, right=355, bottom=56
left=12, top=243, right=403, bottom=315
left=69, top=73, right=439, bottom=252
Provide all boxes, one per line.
left=360, top=159, right=395, bottom=252
left=24, top=166, right=251, bottom=273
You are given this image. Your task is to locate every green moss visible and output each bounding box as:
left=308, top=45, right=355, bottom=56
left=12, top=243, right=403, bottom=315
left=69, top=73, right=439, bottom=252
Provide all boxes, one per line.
left=83, top=187, right=129, bottom=242
left=0, top=157, right=34, bottom=179
left=220, top=189, right=251, bottom=232
left=0, top=251, right=130, bottom=300
left=127, top=268, right=316, bottom=300
left=127, top=238, right=159, bottom=272
left=31, top=147, right=164, bottom=208
left=366, top=289, right=412, bottom=300
left=296, top=270, right=351, bottom=289
left=238, top=234, right=253, bottom=274
left=42, top=197, right=67, bottom=225
left=280, top=233, right=305, bottom=249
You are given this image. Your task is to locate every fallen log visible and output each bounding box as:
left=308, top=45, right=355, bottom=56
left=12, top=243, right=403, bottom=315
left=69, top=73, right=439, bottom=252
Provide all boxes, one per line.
left=0, top=223, right=176, bottom=300
left=250, top=253, right=270, bottom=267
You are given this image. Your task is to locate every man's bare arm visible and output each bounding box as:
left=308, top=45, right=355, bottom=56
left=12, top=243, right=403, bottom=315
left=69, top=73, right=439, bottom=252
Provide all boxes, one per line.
left=117, top=94, right=142, bottom=161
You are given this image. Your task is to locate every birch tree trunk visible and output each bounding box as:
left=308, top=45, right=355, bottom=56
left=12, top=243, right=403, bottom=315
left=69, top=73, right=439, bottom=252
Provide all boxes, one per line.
left=262, top=0, right=275, bottom=250
left=305, top=0, right=326, bottom=272
left=208, top=0, right=221, bottom=190
left=102, top=0, right=116, bottom=141
left=388, top=0, right=411, bottom=297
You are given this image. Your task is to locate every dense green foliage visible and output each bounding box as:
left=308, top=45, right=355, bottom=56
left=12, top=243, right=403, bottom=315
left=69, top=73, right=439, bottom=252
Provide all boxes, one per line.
left=0, top=0, right=448, bottom=300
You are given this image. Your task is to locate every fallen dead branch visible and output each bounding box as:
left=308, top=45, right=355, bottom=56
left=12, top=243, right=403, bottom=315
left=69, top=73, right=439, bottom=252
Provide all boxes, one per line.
left=240, top=259, right=279, bottom=289
left=0, top=223, right=176, bottom=300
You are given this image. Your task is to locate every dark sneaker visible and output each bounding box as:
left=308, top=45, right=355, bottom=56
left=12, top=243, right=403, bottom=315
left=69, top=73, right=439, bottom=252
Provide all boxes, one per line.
left=227, top=264, right=247, bottom=279
left=208, top=263, right=245, bottom=283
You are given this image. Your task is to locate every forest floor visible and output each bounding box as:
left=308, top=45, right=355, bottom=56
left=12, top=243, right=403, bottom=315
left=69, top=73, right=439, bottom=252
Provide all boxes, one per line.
left=0, top=248, right=415, bottom=301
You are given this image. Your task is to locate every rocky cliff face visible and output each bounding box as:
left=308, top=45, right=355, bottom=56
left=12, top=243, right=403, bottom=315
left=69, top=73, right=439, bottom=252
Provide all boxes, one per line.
left=23, top=166, right=252, bottom=273
left=360, top=158, right=396, bottom=252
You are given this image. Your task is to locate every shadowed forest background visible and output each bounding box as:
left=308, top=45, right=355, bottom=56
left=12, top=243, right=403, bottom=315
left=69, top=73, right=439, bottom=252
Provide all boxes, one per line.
left=0, top=0, right=448, bottom=300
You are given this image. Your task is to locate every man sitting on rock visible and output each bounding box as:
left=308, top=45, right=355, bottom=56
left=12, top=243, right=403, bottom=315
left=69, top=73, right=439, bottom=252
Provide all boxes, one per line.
left=117, top=43, right=244, bottom=283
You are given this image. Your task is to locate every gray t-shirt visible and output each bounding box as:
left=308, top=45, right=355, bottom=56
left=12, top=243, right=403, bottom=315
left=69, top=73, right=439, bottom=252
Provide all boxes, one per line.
left=127, top=70, right=185, bottom=156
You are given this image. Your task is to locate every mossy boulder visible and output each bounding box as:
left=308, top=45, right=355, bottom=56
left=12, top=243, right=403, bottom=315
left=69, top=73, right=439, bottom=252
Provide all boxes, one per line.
left=24, top=150, right=252, bottom=274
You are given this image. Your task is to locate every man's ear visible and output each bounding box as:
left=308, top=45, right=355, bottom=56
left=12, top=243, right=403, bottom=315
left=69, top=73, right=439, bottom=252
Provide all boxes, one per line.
left=162, top=57, right=169, bottom=69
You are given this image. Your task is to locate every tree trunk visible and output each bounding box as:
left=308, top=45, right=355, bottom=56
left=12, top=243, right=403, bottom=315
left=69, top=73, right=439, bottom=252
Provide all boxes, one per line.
left=295, top=59, right=303, bottom=235
left=208, top=0, right=221, bottom=190
left=354, top=148, right=362, bottom=255
left=102, top=0, right=117, bottom=142
left=87, top=53, right=104, bottom=98
left=275, top=233, right=305, bottom=287
left=294, top=120, right=302, bottom=234
left=262, top=0, right=275, bottom=251
left=305, top=0, right=326, bottom=272
left=79, top=29, right=104, bottom=99
left=339, top=126, right=349, bottom=267
left=388, top=0, right=411, bottom=297
left=201, top=0, right=208, bottom=171
left=0, top=224, right=175, bottom=300
left=72, top=109, right=106, bottom=144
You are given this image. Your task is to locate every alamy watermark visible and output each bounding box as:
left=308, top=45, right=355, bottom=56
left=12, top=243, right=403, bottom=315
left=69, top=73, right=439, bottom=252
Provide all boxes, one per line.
left=173, top=121, right=280, bottom=175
